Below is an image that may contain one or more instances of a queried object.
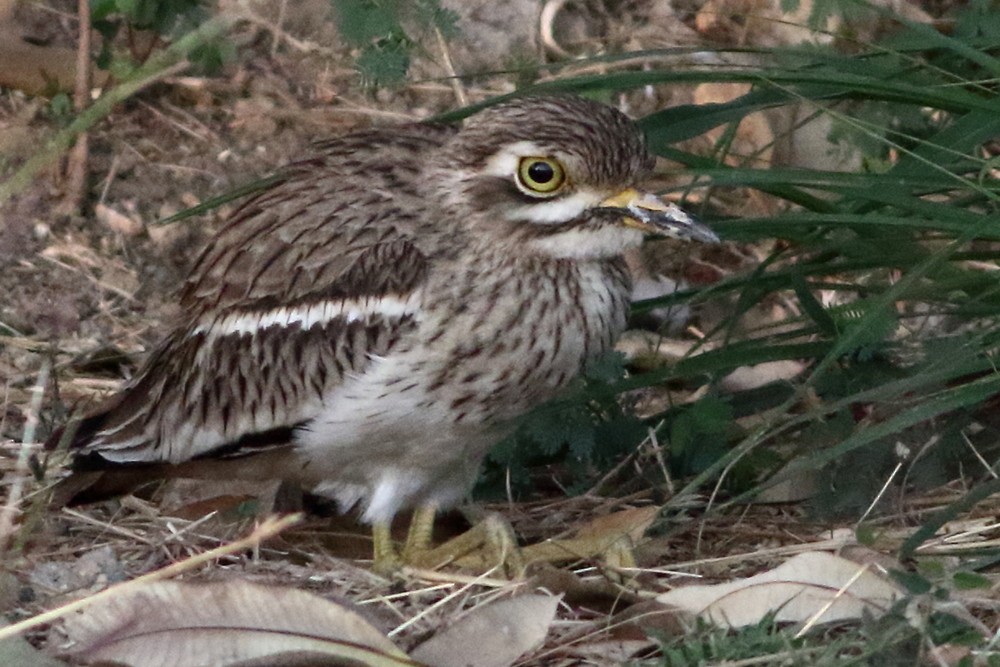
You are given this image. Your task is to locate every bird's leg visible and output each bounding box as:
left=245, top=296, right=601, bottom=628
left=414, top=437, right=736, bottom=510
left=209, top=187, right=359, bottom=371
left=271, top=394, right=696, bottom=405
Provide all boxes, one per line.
left=407, top=512, right=525, bottom=578
left=601, top=534, right=639, bottom=586
left=402, top=503, right=438, bottom=560
left=370, top=505, right=526, bottom=578
left=371, top=520, right=402, bottom=576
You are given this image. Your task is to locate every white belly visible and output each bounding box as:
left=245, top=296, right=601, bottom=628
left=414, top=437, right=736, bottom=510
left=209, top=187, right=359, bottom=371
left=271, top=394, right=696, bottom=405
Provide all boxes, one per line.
left=294, top=259, right=630, bottom=522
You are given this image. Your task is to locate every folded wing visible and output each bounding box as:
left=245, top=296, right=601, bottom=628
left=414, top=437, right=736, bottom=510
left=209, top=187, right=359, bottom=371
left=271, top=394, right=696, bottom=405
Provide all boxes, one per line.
left=63, top=127, right=452, bottom=470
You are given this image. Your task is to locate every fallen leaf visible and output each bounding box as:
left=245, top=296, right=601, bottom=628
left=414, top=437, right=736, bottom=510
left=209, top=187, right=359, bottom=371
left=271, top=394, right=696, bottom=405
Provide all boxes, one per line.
left=525, top=562, right=641, bottom=607
left=557, top=599, right=686, bottom=663
left=575, top=506, right=659, bottom=544
left=0, top=28, right=109, bottom=95
left=754, top=466, right=820, bottom=503
left=95, top=203, right=144, bottom=237
left=693, top=83, right=775, bottom=169
left=720, top=360, right=805, bottom=392
left=0, top=630, right=66, bottom=667
left=158, top=478, right=284, bottom=518
left=521, top=506, right=659, bottom=564
left=56, top=579, right=412, bottom=667
left=656, top=551, right=901, bottom=629
left=410, top=594, right=559, bottom=667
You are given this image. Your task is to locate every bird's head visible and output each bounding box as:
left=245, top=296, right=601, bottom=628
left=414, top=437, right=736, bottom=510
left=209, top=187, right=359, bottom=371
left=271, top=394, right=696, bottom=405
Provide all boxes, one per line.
left=427, top=96, right=719, bottom=260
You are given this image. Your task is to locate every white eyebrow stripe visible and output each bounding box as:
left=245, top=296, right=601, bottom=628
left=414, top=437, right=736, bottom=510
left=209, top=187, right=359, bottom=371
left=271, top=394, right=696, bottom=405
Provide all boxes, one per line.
left=191, top=294, right=421, bottom=338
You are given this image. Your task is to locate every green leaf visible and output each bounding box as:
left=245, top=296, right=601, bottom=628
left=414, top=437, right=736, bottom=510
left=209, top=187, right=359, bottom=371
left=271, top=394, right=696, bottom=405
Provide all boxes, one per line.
left=413, top=0, right=458, bottom=38
left=188, top=38, right=235, bottom=74
left=90, top=0, right=118, bottom=21
left=334, top=0, right=400, bottom=46
left=355, top=39, right=411, bottom=88
left=952, top=571, right=991, bottom=590
left=855, top=523, right=876, bottom=546
left=891, top=570, right=932, bottom=595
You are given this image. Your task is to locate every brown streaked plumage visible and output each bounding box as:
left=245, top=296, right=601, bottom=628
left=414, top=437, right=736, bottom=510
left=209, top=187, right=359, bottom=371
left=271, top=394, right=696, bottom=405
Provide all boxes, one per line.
left=52, top=96, right=717, bottom=563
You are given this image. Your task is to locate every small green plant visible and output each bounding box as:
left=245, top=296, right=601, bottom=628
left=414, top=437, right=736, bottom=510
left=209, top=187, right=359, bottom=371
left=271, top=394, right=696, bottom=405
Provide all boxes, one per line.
left=46, top=92, right=75, bottom=125
left=642, top=616, right=853, bottom=666
left=90, top=0, right=232, bottom=73
left=478, top=352, right=649, bottom=499
left=331, top=0, right=459, bottom=88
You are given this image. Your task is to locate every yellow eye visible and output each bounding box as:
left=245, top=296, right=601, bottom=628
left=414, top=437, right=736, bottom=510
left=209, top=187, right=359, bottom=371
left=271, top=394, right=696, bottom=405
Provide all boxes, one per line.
left=516, top=157, right=566, bottom=195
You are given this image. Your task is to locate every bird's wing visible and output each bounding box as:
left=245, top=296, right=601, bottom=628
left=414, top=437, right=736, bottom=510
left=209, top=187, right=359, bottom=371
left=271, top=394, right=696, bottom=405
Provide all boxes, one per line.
left=68, top=127, right=454, bottom=467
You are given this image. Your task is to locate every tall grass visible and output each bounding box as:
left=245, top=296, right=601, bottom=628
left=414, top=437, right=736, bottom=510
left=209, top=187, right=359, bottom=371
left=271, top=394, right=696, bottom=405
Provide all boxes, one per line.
left=484, top=1, right=1000, bottom=555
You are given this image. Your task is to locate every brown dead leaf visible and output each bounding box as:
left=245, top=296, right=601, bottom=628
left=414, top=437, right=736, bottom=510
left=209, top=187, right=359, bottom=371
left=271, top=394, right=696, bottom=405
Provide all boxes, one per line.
left=521, top=505, right=659, bottom=564
left=616, top=331, right=732, bottom=370
left=524, top=561, right=642, bottom=608
left=0, top=631, right=66, bottom=667
left=720, top=360, right=805, bottom=392
left=158, top=478, right=284, bottom=518
left=575, top=506, right=659, bottom=544
left=56, top=579, right=412, bottom=667
left=693, top=83, right=774, bottom=169
left=557, top=600, right=682, bottom=663
left=146, top=220, right=188, bottom=250
left=0, top=28, right=109, bottom=95
left=657, top=551, right=901, bottom=629
left=95, top=203, right=144, bottom=237
left=409, top=594, right=559, bottom=667
left=695, top=0, right=834, bottom=46
left=754, top=464, right=820, bottom=503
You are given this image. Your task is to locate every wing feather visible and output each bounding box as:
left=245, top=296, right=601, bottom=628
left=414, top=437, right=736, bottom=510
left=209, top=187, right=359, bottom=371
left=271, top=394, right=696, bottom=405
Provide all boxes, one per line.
left=64, top=125, right=456, bottom=467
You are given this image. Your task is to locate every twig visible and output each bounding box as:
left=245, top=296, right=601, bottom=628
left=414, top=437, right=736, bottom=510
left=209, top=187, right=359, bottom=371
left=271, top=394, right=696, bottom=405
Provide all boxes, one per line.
left=0, top=15, right=234, bottom=207
left=233, top=0, right=337, bottom=56
left=0, top=361, right=50, bottom=556
left=0, top=513, right=302, bottom=641
left=57, top=0, right=92, bottom=216
left=271, top=0, right=288, bottom=59
left=539, top=0, right=572, bottom=60
left=434, top=26, right=466, bottom=108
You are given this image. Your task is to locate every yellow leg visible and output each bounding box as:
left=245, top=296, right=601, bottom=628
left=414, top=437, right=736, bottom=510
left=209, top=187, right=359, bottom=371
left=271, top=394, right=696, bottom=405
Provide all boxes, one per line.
left=602, top=535, right=639, bottom=587
left=371, top=520, right=401, bottom=576
left=403, top=503, right=438, bottom=560
left=370, top=506, right=526, bottom=578
left=408, top=512, right=525, bottom=578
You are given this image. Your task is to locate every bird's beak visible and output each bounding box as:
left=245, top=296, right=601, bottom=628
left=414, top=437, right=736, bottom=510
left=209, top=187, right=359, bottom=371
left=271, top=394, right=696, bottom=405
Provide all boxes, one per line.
left=599, top=188, right=719, bottom=244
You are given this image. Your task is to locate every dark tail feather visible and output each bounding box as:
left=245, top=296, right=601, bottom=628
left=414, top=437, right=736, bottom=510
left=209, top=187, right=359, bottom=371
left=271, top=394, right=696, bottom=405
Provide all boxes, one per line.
left=44, top=385, right=128, bottom=455
left=49, top=446, right=300, bottom=507
left=49, top=465, right=179, bottom=506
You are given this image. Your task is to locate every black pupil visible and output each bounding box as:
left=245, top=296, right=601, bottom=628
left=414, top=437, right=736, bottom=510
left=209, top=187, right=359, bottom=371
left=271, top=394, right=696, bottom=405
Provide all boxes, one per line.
left=527, top=161, right=555, bottom=184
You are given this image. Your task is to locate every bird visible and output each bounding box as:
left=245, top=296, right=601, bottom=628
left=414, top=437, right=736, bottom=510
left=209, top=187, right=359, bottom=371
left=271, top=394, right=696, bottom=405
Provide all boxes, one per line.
left=50, top=95, right=719, bottom=572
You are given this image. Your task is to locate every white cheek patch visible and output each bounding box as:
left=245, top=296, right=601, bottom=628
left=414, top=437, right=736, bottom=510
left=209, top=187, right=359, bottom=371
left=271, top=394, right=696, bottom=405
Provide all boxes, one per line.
left=505, top=190, right=604, bottom=224
left=191, top=294, right=421, bottom=338
left=528, top=225, right=645, bottom=259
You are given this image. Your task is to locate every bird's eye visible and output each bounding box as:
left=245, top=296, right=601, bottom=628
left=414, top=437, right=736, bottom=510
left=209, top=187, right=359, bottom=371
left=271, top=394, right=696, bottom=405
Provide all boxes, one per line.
left=516, top=157, right=566, bottom=195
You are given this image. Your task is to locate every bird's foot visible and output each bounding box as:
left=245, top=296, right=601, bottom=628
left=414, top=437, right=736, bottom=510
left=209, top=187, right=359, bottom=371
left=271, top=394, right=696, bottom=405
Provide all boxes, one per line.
left=598, top=534, right=640, bottom=587
left=371, top=505, right=647, bottom=581
left=371, top=520, right=405, bottom=577
left=369, top=506, right=525, bottom=579
left=406, top=512, right=526, bottom=579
